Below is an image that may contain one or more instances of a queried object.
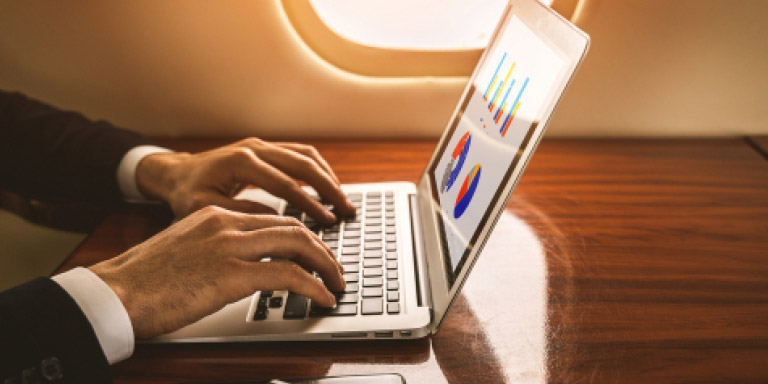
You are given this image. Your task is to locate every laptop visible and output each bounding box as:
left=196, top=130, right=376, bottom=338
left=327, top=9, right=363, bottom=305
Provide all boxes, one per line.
left=154, top=0, right=589, bottom=343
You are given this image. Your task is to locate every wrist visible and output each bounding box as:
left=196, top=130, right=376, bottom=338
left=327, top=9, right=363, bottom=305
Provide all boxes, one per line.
left=87, top=261, right=141, bottom=337
left=135, top=152, right=190, bottom=203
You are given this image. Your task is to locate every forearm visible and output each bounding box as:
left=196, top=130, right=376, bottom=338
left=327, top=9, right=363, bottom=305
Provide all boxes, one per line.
left=0, top=90, right=152, bottom=204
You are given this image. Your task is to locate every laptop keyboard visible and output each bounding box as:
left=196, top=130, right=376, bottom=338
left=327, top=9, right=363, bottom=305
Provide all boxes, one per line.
left=252, top=190, right=401, bottom=321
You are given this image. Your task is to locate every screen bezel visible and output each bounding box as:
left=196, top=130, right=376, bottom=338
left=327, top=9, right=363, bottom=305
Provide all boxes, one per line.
left=414, top=0, right=590, bottom=334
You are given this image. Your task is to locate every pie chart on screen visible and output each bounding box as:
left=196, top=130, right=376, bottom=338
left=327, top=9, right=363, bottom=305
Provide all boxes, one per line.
left=445, top=131, right=471, bottom=192
left=454, top=163, right=482, bottom=219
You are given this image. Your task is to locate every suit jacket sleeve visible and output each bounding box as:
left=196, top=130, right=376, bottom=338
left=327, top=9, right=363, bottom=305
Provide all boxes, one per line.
left=0, top=90, right=152, bottom=204
left=0, top=278, right=112, bottom=383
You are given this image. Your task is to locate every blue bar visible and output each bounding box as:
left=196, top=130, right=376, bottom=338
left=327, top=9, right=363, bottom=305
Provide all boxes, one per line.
left=483, top=53, right=507, bottom=99
left=495, top=79, right=516, bottom=119
left=488, top=81, right=504, bottom=111
left=510, top=77, right=530, bottom=114
left=500, top=113, right=512, bottom=135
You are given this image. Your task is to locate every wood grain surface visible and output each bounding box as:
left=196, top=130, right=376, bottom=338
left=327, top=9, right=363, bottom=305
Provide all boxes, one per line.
left=54, top=138, right=768, bottom=383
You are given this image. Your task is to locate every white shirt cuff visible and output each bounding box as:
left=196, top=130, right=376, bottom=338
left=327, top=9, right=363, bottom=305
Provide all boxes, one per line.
left=52, top=267, right=135, bottom=364
left=117, top=145, right=173, bottom=201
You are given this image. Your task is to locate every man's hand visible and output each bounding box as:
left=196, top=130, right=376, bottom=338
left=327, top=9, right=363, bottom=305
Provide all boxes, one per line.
left=134, top=138, right=356, bottom=223
left=88, top=206, right=345, bottom=339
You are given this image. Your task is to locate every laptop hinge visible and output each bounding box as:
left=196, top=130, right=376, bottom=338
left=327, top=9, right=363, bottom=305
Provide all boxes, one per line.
left=409, top=193, right=432, bottom=311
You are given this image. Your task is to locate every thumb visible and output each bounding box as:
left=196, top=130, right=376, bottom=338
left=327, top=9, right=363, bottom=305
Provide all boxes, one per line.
left=207, top=194, right=278, bottom=215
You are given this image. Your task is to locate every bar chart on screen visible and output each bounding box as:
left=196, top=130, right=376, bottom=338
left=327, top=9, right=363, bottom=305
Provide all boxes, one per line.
left=482, top=52, right=530, bottom=138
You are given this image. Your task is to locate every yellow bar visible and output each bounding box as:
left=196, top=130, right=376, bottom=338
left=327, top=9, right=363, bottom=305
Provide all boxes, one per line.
left=491, top=62, right=516, bottom=111
left=485, top=76, right=499, bottom=101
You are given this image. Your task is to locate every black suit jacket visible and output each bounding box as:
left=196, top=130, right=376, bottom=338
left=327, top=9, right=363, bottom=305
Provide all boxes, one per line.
left=0, top=90, right=151, bottom=204
left=1, top=90, right=153, bottom=382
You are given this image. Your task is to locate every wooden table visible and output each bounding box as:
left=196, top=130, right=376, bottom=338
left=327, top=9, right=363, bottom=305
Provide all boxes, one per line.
left=55, top=138, right=768, bottom=383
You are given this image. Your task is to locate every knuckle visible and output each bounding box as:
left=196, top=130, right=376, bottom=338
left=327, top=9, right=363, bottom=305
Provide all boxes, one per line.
left=281, top=216, right=303, bottom=227
left=286, top=225, right=309, bottom=239
left=228, top=147, right=255, bottom=163
left=277, top=178, right=301, bottom=194
left=246, top=137, right=265, bottom=147
left=282, top=263, right=305, bottom=288
left=200, top=206, right=229, bottom=227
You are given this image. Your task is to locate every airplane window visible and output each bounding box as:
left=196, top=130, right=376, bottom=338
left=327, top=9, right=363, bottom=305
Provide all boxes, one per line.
left=310, top=0, right=555, bottom=50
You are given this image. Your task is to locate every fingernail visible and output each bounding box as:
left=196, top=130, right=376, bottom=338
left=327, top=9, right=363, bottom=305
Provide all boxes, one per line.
left=328, top=292, right=337, bottom=307
left=324, top=210, right=336, bottom=222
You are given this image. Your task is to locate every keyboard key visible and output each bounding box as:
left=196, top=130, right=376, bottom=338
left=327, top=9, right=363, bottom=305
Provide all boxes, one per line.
left=348, top=192, right=363, bottom=202
left=253, top=307, right=268, bottom=320
left=366, top=192, right=381, bottom=198
left=386, top=234, right=397, bottom=242
left=344, top=223, right=361, bottom=230
left=364, top=250, right=383, bottom=259
left=386, top=243, right=397, bottom=251
left=387, top=291, right=399, bottom=302
left=260, top=290, right=274, bottom=298
left=310, top=304, right=357, bottom=317
left=364, top=225, right=382, bottom=233
left=364, top=259, right=383, bottom=268
left=387, top=280, right=399, bottom=291
left=269, top=296, right=284, bottom=308
left=386, top=219, right=396, bottom=226
left=362, top=298, right=383, bottom=315
left=386, top=260, right=398, bottom=269
left=387, top=270, right=398, bottom=280
left=344, top=283, right=359, bottom=293
left=385, top=204, right=395, bottom=212
left=344, top=264, right=360, bottom=273
left=366, top=219, right=382, bottom=226
left=365, top=233, right=382, bottom=241
left=363, top=277, right=383, bottom=287
left=366, top=203, right=382, bottom=210
left=384, top=191, right=394, bottom=197
left=364, top=242, right=383, bottom=250
left=365, top=211, right=382, bottom=218
left=283, top=293, right=308, bottom=319
left=342, top=238, right=360, bottom=247
left=337, top=293, right=359, bottom=304
left=323, top=232, right=339, bottom=241
left=340, top=255, right=360, bottom=264
left=387, top=302, right=400, bottom=314
left=343, top=273, right=359, bottom=283
left=342, top=247, right=360, bottom=255
left=323, top=240, right=338, bottom=249
left=362, top=287, right=383, bottom=297
left=386, top=227, right=396, bottom=234
left=363, top=268, right=383, bottom=277
left=386, top=252, right=398, bottom=260
left=385, top=212, right=396, bottom=219
left=257, top=297, right=268, bottom=309
left=343, top=230, right=361, bottom=238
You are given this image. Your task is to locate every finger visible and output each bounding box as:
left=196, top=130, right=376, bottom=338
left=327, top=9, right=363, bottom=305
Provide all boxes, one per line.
left=227, top=149, right=337, bottom=223
left=234, top=226, right=345, bottom=291
left=240, top=224, right=344, bottom=274
left=275, top=142, right=340, bottom=185
left=248, top=261, right=337, bottom=307
left=248, top=144, right=355, bottom=216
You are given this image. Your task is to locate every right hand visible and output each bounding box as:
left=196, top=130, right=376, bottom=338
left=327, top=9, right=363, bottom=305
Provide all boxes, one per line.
left=88, top=206, right=344, bottom=339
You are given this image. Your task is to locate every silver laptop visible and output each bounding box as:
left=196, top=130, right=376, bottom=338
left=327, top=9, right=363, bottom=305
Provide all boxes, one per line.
left=154, top=0, right=589, bottom=343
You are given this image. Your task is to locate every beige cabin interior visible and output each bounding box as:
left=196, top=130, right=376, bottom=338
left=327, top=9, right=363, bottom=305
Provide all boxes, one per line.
left=0, top=0, right=767, bottom=288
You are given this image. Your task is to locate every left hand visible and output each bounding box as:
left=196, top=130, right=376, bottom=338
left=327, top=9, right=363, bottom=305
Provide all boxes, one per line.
left=133, top=138, right=356, bottom=223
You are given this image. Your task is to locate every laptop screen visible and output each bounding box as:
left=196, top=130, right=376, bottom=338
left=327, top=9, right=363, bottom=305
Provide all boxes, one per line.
left=428, top=15, right=567, bottom=286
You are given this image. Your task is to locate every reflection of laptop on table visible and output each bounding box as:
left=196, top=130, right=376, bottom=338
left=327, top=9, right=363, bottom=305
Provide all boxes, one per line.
left=154, top=0, right=589, bottom=343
